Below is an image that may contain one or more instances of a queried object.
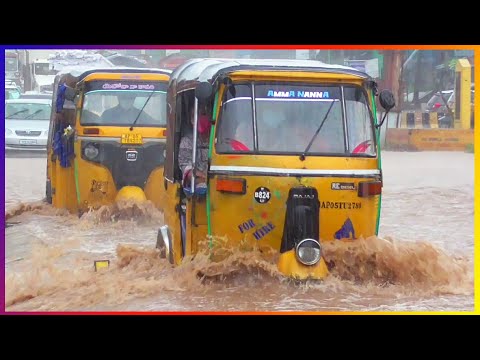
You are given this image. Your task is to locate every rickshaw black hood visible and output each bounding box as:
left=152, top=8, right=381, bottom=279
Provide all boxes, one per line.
left=81, top=140, right=165, bottom=190
left=280, top=186, right=320, bottom=253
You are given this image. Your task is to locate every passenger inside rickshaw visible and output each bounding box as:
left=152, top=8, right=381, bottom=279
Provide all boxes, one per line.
left=257, top=106, right=288, bottom=151
left=175, top=93, right=216, bottom=254
left=178, top=96, right=212, bottom=196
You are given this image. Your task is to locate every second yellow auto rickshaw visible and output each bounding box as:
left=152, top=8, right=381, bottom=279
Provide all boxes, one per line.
left=156, top=58, right=395, bottom=280
left=46, top=66, right=171, bottom=214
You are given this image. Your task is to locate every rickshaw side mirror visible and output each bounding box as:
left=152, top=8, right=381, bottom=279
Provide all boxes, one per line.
left=379, top=90, right=395, bottom=112
left=375, top=90, right=396, bottom=129
left=195, top=82, right=213, bottom=101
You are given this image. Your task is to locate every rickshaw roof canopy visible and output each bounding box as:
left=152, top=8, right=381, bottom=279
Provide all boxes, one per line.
left=54, top=66, right=172, bottom=85
left=170, top=58, right=373, bottom=92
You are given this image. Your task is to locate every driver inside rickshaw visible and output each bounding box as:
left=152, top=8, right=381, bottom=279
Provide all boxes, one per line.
left=225, top=106, right=287, bottom=152
left=280, top=109, right=344, bottom=153
left=101, top=93, right=155, bottom=125
left=227, top=105, right=334, bottom=153
left=257, top=107, right=289, bottom=151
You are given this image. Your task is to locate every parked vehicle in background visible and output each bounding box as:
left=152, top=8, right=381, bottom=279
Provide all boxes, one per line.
left=5, top=81, right=22, bottom=99
left=5, top=50, right=23, bottom=89
left=438, top=87, right=474, bottom=128
left=445, top=88, right=474, bottom=114
left=31, top=59, right=57, bottom=93
left=5, top=98, right=51, bottom=151
left=426, top=90, right=453, bottom=114
left=19, top=91, right=52, bottom=100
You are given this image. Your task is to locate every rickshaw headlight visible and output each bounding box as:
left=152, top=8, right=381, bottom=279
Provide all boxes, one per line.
left=84, top=143, right=99, bottom=160
left=295, top=239, right=321, bottom=266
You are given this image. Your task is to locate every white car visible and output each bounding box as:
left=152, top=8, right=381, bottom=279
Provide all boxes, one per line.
left=5, top=98, right=51, bottom=151
left=20, top=91, right=51, bottom=100
left=5, top=83, right=21, bottom=100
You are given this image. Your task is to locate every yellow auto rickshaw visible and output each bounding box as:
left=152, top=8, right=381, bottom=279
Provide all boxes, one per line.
left=46, top=66, right=172, bottom=214
left=156, top=58, right=395, bottom=280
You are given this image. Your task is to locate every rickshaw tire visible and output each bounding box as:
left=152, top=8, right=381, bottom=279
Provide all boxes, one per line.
left=46, top=181, right=52, bottom=204
left=156, top=229, right=166, bottom=258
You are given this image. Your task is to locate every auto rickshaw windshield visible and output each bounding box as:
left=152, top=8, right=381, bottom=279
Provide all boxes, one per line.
left=80, top=80, right=168, bottom=127
left=216, top=82, right=376, bottom=156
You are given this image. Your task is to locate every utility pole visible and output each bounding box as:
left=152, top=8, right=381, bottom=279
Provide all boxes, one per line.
left=24, top=50, right=31, bottom=92
left=390, top=50, right=403, bottom=112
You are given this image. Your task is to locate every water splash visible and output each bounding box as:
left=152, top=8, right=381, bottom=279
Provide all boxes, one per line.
left=79, top=199, right=164, bottom=225
left=5, top=235, right=472, bottom=311
left=322, top=236, right=472, bottom=290
left=5, top=200, right=70, bottom=221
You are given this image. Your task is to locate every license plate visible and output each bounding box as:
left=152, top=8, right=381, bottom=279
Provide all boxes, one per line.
left=19, top=139, right=37, bottom=145
left=121, top=133, right=143, bottom=145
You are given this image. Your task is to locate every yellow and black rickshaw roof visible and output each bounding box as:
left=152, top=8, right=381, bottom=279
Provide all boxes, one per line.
left=169, top=58, right=373, bottom=92
left=54, top=66, right=172, bottom=84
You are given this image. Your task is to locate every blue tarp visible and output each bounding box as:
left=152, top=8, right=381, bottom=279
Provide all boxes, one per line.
left=52, top=125, right=74, bottom=168
left=56, top=84, right=66, bottom=113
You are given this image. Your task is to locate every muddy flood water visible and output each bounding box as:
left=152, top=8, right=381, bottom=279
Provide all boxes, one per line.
left=4, top=151, right=474, bottom=312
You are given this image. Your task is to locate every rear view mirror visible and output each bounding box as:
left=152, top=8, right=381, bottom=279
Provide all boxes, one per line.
left=375, top=90, right=396, bottom=129
left=379, top=90, right=395, bottom=112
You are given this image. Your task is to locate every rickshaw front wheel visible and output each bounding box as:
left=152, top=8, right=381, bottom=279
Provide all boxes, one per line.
left=156, top=229, right=166, bottom=258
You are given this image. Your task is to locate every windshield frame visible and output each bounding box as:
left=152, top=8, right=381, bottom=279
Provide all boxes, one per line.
left=215, top=81, right=377, bottom=158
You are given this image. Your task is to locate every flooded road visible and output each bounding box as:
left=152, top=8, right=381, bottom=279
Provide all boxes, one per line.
left=4, top=151, right=474, bottom=312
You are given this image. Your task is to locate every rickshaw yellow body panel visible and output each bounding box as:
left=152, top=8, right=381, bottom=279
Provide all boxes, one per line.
left=208, top=173, right=380, bottom=248
left=277, top=249, right=329, bottom=280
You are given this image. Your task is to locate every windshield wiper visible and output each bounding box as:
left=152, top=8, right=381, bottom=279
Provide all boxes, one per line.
left=300, top=99, right=336, bottom=161
left=129, top=90, right=156, bottom=131
left=24, top=109, right=43, bottom=120
left=6, top=109, right=28, bottom=118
